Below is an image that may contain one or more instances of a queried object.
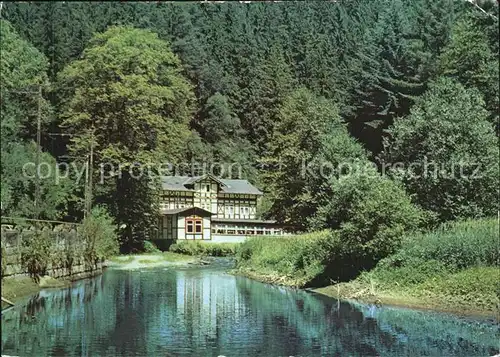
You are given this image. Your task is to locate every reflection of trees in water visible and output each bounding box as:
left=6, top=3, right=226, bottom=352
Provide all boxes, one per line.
left=350, top=301, right=500, bottom=356
left=1, top=273, right=120, bottom=356
left=104, top=270, right=159, bottom=355
left=234, top=278, right=499, bottom=357
left=141, top=268, right=247, bottom=355
left=1, top=269, right=498, bottom=357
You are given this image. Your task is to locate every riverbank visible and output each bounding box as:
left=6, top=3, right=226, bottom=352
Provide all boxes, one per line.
left=1, top=275, right=72, bottom=309
left=314, top=266, right=500, bottom=318
left=234, top=219, right=499, bottom=318
left=105, top=252, right=199, bottom=270
left=3, top=262, right=498, bottom=357
left=235, top=265, right=499, bottom=318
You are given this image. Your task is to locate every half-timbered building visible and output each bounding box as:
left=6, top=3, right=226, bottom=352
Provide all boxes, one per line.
left=158, top=174, right=286, bottom=242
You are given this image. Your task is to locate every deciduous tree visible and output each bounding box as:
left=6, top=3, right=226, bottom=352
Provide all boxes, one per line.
left=58, top=26, right=195, bottom=250
left=381, top=78, right=499, bottom=221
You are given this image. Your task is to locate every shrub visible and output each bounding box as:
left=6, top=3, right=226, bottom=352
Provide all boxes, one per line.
left=381, top=78, right=499, bottom=222
left=21, top=227, right=53, bottom=278
left=362, top=218, right=499, bottom=288
left=60, top=228, right=81, bottom=270
left=235, top=230, right=338, bottom=287
left=169, top=241, right=238, bottom=257
left=317, top=169, right=425, bottom=266
left=80, top=206, right=119, bottom=268
left=143, top=240, right=161, bottom=253
left=387, top=218, right=499, bottom=270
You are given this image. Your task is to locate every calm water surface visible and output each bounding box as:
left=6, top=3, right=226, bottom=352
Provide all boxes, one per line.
left=1, top=265, right=499, bottom=357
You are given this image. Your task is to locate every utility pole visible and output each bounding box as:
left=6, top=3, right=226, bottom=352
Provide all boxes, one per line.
left=83, top=152, right=89, bottom=219
left=88, top=126, right=94, bottom=216
left=84, top=126, right=95, bottom=218
left=49, top=128, right=95, bottom=219
left=34, top=85, right=42, bottom=219
left=10, top=85, right=44, bottom=220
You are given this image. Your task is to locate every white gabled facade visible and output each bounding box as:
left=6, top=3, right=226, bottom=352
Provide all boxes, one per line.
left=160, top=175, right=259, bottom=220
left=156, top=174, right=287, bottom=243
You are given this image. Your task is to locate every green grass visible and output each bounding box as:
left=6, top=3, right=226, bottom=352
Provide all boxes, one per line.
left=108, top=256, right=135, bottom=264
left=235, top=230, right=336, bottom=287
left=143, top=240, right=161, bottom=253
left=160, top=251, right=195, bottom=262
left=169, top=241, right=239, bottom=257
left=415, top=266, right=499, bottom=300
left=318, top=218, right=500, bottom=315
left=1, top=276, right=41, bottom=306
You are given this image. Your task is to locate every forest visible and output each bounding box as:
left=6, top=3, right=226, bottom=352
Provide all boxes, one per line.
left=1, top=0, right=498, bottom=252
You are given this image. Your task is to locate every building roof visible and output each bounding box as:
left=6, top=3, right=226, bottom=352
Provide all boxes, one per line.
left=161, top=207, right=213, bottom=216
left=211, top=218, right=278, bottom=225
left=161, top=175, right=263, bottom=195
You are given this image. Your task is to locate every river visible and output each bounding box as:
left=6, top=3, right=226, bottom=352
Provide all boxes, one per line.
left=1, top=264, right=499, bottom=356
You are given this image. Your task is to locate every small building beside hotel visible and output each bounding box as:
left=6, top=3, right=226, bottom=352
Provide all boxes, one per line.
left=157, top=174, right=287, bottom=243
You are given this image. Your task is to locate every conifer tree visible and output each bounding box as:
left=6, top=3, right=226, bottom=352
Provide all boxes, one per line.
left=439, top=16, right=499, bottom=124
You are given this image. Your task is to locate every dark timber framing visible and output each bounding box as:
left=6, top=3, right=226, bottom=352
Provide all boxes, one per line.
left=158, top=175, right=287, bottom=240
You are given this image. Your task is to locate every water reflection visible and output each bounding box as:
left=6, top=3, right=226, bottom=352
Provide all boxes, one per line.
left=2, top=267, right=499, bottom=357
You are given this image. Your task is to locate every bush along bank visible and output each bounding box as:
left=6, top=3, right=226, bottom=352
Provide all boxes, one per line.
left=235, top=219, right=499, bottom=316
left=316, top=219, right=500, bottom=316
left=1, top=207, right=119, bottom=305
left=234, top=230, right=336, bottom=287
left=235, top=173, right=427, bottom=287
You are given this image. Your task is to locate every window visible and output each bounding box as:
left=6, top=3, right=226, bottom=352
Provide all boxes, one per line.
left=186, top=220, right=194, bottom=233
left=186, top=217, right=202, bottom=234
left=206, top=184, right=210, bottom=192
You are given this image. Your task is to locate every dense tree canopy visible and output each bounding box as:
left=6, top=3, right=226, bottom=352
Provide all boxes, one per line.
left=58, top=26, right=194, bottom=165
left=0, top=20, right=72, bottom=220
left=1, top=1, right=498, bottom=249
left=58, top=26, right=195, bottom=248
left=439, top=16, right=499, bottom=124
left=381, top=78, right=499, bottom=221
left=262, top=88, right=367, bottom=230
left=0, top=21, right=51, bottom=142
